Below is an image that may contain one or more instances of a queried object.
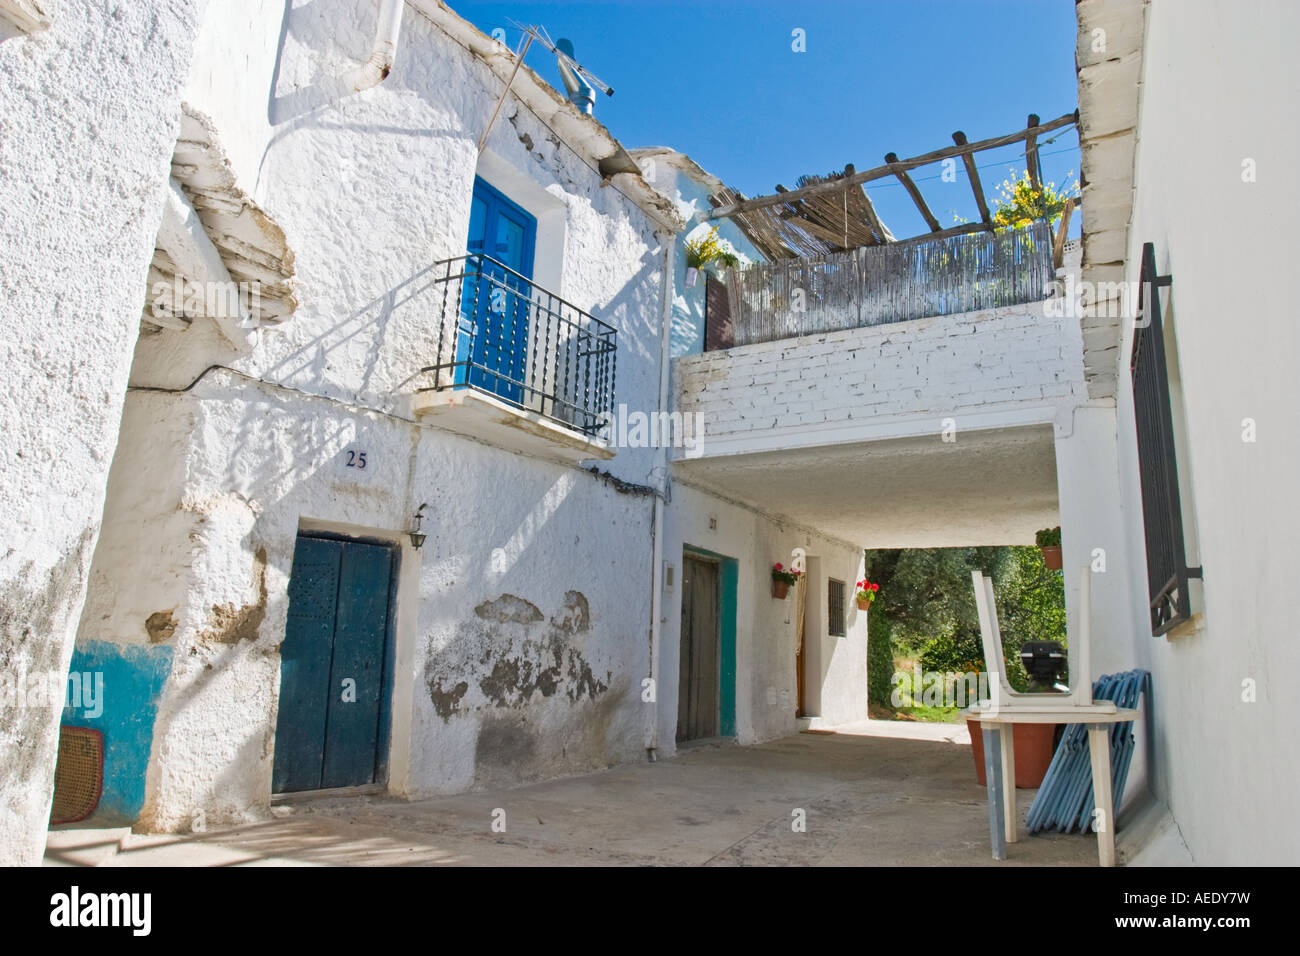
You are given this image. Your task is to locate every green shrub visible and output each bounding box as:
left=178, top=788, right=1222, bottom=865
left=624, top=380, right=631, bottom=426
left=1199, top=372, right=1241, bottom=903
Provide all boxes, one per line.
left=867, top=601, right=895, bottom=710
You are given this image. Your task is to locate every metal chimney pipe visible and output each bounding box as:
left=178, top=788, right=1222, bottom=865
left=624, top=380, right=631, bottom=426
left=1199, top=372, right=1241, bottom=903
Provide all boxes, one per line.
left=555, top=38, right=595, bottom=115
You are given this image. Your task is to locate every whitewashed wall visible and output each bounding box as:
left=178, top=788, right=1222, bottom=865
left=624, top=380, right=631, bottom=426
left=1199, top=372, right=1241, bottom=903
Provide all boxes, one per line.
left=75, top=0, right=672, bottom=829
left=0, top=0, right=206, bottom=865
left=676, top=298, right=1086, bottom=454
left=1104, top=0, right=1300, bottom=865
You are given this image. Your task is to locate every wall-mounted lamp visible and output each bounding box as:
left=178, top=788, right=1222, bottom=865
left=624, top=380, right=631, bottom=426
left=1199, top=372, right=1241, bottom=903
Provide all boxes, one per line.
left=408, top=503, right=428, bottom=550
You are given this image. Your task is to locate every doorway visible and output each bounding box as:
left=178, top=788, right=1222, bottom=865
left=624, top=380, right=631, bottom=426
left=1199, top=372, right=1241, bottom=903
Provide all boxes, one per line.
left=678, top=554, right=720, bottom=742
left=273, top=534, right=397, bottom=793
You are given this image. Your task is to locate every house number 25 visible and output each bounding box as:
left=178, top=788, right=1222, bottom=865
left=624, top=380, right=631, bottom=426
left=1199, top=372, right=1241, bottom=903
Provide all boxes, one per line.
left=346, top=450, right=368, bottom=469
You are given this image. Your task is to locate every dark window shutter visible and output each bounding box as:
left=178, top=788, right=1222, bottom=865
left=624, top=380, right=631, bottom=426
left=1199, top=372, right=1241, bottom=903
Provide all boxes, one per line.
left=704, top=272, right=734, bottom=351
left=1130, top=242, right=1200, bottom=635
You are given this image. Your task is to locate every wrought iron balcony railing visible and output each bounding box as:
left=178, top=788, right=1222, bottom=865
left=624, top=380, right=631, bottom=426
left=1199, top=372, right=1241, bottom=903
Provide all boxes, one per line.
left=419, top=254, right=617, bottom=437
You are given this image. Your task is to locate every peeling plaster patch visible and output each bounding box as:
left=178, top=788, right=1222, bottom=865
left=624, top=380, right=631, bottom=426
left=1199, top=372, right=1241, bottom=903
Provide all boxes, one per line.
left=550, top=590, right=590, bottom=634
left=426, top=592, right=611, bottom=723
left=474, top=593, right=543, bottom=625
left=200, top=547, right=268, bottom=644
left=145, top=609, right=177, bottom=644
left=429, top=679, right=469, bottom=721
left=478, top=642, right=565, bottom=709
left=566, top=655, right=609, bottom=704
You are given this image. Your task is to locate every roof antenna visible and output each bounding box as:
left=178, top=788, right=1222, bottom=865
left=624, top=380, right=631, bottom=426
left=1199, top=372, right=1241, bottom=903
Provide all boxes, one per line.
left=508, top=19, right=615, bottom=109
left=555, top=38, right=595, bottom=114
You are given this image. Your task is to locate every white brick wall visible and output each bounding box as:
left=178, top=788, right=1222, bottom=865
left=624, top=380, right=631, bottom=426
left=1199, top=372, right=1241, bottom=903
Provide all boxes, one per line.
left=675, top=300, right=1086, bottom=448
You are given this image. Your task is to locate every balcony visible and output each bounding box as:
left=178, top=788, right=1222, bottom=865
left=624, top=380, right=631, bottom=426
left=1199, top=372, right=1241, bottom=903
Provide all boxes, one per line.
left=676, top=220, right=1084, bottom=463
left=714, top=221, right=1055, bottom=350
left=412, top=254, right=617, bottom=463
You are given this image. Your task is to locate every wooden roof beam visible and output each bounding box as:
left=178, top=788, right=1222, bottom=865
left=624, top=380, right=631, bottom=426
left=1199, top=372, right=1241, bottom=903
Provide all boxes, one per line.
left=1052, top=196, right=1078, bottom=269
left=1025, top=113, right=1042, bottom=192
left=704, top=110, right=1077, bottom=221
left=889, top=221, right=993, bottom=247
left=951, top=131, right=992, bottom=227
left=884, top=152, right=941, bottom=232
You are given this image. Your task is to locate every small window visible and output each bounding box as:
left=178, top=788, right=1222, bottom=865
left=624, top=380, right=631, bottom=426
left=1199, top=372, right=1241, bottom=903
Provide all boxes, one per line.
left=827, top=579, right=846, bottom=637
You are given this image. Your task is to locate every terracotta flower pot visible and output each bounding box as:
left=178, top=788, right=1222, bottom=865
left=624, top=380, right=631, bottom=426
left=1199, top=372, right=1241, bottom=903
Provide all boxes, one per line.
left=772, top=579, right=790, bottom=599
left=1040, top=546, right=1063, bottom=570
left=856, top=595, right=871, bottom=611
left=967, top=719, right=1062, bottom=788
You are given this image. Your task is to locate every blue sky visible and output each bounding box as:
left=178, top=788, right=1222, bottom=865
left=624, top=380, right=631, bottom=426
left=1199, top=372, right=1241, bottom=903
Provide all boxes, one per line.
left=451, top=0, right=1081, bottom=240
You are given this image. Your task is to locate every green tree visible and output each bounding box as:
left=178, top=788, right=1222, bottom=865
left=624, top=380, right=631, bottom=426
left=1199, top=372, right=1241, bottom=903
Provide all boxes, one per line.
left=864, top=546, right=1061, bottom=693
left=997, top=546, right=1067, bottom=669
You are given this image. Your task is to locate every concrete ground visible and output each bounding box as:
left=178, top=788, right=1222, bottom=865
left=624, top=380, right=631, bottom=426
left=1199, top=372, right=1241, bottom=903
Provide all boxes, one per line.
left=45, top=724, right=1095, bottom=866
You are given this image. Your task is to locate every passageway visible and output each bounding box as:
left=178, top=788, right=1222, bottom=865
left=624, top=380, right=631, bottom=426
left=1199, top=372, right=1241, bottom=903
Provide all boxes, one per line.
left=47, top=727, right=1095, bottom=866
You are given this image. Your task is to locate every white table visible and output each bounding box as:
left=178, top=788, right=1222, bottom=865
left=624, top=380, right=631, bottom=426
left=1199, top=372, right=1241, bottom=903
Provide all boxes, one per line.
left=965, top=707, right=1140, bottom=867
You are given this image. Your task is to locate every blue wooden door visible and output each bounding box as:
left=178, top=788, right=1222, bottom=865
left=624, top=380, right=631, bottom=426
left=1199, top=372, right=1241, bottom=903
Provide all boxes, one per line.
left=273, top=536, right=396, bottom=793
left=459, top=178, right=536, bottom=404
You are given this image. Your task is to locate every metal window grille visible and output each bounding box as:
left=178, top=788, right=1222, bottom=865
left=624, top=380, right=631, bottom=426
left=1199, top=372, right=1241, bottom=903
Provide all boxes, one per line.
left=1130, top=242, right=1201, bottom=635
left=827, top=578, right=846, bottom=637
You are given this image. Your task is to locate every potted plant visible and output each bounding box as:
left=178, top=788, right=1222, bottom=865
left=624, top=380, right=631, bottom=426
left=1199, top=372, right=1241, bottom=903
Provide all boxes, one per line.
left=771, top=563, right=799, bottom=599
left=963, top=657, right=1063, bottom=789
left=854, top=579, right=879, bottom=610
left=683, top=228, right=723, bottom=288
left=711, top=250, right=740, bottom=274
left=1036, top=526, right=1063, bottom=570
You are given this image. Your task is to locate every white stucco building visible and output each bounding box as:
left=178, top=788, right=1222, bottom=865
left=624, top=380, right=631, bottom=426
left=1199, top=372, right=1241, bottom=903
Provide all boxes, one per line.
left=2, top=0, right=1295, bottom=869
left=1, top=0, right=869, bottom=865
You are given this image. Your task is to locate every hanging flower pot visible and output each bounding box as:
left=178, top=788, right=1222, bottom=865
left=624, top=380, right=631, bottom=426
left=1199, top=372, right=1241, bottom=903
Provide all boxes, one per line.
left=684, top=266, right=699, bottom=287
left=1035, top=526, right=1063, bottom=570
left=771, top=563, right=799, bottom=600
left=855, top=579, right=879, bottom=610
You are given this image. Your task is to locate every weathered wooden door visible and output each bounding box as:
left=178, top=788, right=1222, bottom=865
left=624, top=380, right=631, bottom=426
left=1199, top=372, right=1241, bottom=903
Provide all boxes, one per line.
left=678, top=555, right=720, bottom=742
left=273, top=535, right=396, bottom=793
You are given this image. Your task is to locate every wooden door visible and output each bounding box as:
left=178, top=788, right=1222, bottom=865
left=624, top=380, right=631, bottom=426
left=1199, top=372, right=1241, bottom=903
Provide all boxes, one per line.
left=677, top=555, right=720, bottom=742
left=273, top=535, right=396, bottom=793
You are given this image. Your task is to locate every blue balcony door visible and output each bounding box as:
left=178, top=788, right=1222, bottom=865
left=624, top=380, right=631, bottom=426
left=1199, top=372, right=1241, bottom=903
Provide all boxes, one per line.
left=460, top=178, right=537, bottom=404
